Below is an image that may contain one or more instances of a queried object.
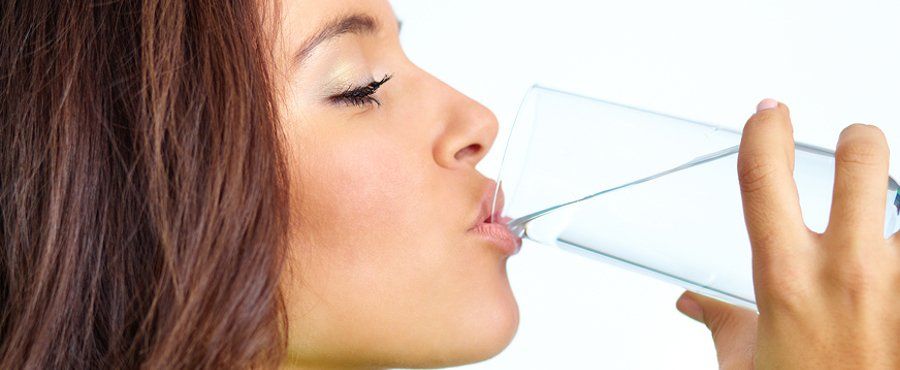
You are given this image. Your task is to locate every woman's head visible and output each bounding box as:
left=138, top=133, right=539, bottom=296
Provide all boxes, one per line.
left=0, top=0, right=518, bottom=368
left=270, top=1, right=518, bottom=367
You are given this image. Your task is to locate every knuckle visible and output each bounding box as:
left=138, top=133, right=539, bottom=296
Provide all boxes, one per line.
left=823, top=250, right=889, bottom=304
left=836, top=124, right=889, bottom=167
left=831, top=259, right=874, bottom=286
left=828, top=265, right=878, bottom=303
left=737, top=152, right=780, bottom=194
left=759, top=281, right=808, bottom=317
left=754, top=261, right=809, bottom=315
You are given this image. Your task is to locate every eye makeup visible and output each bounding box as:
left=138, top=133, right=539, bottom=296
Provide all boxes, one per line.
left=328, top=74, right=393, bottom=108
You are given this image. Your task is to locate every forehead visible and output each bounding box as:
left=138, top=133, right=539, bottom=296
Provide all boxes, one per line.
left=271, top=0, right=397, bottom=68
left=278, top=0, right=396, bottom=35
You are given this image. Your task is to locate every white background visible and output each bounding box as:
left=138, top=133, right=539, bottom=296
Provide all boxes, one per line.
left=391, top=1, right=900, bottom=369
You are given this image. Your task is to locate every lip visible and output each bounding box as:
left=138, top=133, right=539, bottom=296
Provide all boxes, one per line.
left=468, top=180, right=522, bottom=255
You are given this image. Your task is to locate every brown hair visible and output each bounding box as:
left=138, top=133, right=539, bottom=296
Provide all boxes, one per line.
left=0, top=1, right=290, bottom=368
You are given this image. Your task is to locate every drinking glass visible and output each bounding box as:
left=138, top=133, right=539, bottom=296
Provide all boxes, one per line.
left=492, top=86, right=900, bottom=310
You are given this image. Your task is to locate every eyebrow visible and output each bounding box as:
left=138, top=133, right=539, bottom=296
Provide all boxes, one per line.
left=292, top=14, right=379, bottom=67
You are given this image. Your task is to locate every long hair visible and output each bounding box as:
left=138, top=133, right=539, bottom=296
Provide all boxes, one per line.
left=0, top=0, right=290, bottom=368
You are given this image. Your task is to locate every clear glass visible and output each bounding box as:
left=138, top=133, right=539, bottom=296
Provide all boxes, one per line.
left=492, top=86, right=900, bottom=311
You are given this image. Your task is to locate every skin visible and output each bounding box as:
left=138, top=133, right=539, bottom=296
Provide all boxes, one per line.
left=678, top=101, right=900, bottom=369
left=261, top=0, right=900, bottom=368
left=267, top=1, right=516, bottom=368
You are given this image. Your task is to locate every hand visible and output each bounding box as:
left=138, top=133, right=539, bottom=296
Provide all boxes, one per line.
left=675, top=99, right=900, bottom=369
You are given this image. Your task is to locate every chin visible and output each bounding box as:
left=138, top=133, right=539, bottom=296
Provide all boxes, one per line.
left=419, top=281, right=521, bottom=368
left=465, top=296, right=520, bottom=363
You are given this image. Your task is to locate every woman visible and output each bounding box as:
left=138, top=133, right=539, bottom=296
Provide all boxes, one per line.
left=1, top=0, right=898, bottom=369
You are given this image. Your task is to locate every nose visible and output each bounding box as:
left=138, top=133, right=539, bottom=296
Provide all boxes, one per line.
left=432, top=84, right=499, bottom=170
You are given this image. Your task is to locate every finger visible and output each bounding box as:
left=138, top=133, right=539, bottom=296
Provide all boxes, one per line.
left=676, top=291, right=757, bottom=369
left=826, top=124, right=890, bottom=240
left=738, top=100, right=807, bottom=261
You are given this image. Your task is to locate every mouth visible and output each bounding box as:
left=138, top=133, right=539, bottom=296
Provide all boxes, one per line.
left=468, top=180, right=522, bottom=255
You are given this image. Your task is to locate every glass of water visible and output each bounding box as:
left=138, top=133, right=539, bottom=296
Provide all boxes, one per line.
left=491, top=86, right=900, bottom=310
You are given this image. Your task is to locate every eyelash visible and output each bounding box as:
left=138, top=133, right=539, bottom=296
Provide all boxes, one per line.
left=330, top=74, right=393, bottom=108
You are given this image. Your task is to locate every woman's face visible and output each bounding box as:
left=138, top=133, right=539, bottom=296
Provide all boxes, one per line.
left=268, top=0, right=521, bottom=367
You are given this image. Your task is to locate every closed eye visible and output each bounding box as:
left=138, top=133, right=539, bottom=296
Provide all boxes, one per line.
left=329, top=74, right=393, bottom=107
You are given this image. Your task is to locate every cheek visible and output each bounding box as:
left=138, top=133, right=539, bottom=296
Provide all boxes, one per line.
left=291, top=130, right=440, bottom=264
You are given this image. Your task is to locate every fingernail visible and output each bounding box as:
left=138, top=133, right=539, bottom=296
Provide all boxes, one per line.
left=676, top=294, right=704, bottom=323
left=756, top=98, right=779, bottom=112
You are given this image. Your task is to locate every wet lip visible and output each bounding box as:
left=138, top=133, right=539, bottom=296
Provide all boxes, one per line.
left=468, top=180, right=522, bottom=255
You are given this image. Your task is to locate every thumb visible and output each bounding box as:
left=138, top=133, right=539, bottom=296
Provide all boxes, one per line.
left=676, top=291, right=758, bottom=369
